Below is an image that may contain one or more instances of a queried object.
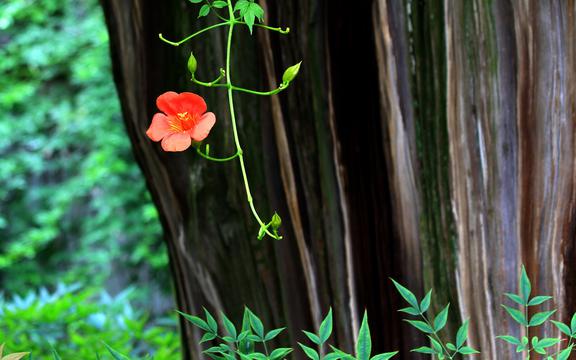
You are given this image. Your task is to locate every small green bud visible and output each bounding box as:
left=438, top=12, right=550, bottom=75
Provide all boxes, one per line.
left=257, top=224, right=267, bottom=240
left=188, top=52, right=198, bottom=77
left=282, top=61, right=302, bottom=84
left=270, top=212, right=282, bottom=231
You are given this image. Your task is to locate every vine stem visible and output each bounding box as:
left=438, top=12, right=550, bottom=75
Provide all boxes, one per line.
left=225, top=0, right=280, bottom=240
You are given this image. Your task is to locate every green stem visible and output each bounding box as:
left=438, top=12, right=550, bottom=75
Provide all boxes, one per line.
left=204, top=0, right=229, bottom=22
left=159, top=21, right=229, bottom=46
left=196, top=147, right=240, bottom=162
left=231, top=84, right=287, bottom=96
left=236, top=21, right=291, bottom=34
left=192, top=69, right=227, bottom=88
left=225, top=0, right=281, bottom=240
left=420, top=314, right=453, bottom=359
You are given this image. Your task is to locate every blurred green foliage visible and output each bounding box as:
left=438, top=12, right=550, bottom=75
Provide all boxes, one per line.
left=0, top=283, right=181, bottom=359
left=0, top=0, right=168, bottom=293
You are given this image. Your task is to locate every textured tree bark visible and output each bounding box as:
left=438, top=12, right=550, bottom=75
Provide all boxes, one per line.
left=101, top=0, right=576, bottom=359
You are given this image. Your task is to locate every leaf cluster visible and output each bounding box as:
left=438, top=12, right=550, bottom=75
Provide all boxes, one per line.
left=391, top=279, right=479, bottom=359
left=497, top=266, right=575, bottom=359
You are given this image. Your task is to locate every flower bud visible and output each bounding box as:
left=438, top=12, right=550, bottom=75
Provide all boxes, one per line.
left=188, top=52, right=198, bottom=77
left=282, top=61, right=302, bottom=84
left=270, top=212, right=282, bottom=231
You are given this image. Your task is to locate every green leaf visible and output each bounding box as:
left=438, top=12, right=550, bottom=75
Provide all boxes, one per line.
left=177, top=311, right=210, bottom=331
left=265, top=327, right=285, bottom=341
left=528, top=296, right=553, bottom=306
left=234, top=0, right=265, bottom=34
left=551, top=320, right=571, bottom=336
left=456, top=320, right=469, bottom=348
left=201, top=332, right=218, bottom=343
left=319, top=308, right=333, bottom=344
left=502, top=305, right=528, bottom=326
left=212, top=1, right=228, bottom=8
left=356, top=311, right=372, bottom=360
left=391, top=279, right=419, bottom=309
left=299, top=343, right=320, bottom=360
left=302, top=330, right=321, bottom=345
left=458, top=346, right=480, bottom=355
left=103, top=343, right=130, bottom=360
left=411, top=347, right=436, bottom=354
left=398, top=307, right=421, bottom=316
left=221, top=312, right=237, bottom=338
left=497, top=335, right=521, bottom=345
left=405, top=320, right=434, bottom=334
left=571, top=313, right=576, bottom=334
left=249, top=310, right=265, bottom=338
left=505, top=293, right=525, bottom=306
left=520, top=265, right=532, bottom=302
left=189, top=0, right=204, bottom=3
left=433, top=304, right=450, bottom=331
left=270, top=348, right=293, bottom=360
left=558, top=345, right=573, bottom=360
left=198, top=4, right=211, bottom=18
left=428, top=336, right=443, bottom=354
left=371, top=352, right=398, bottom=360
left=419, top=290, right=432, bottom=313
left=535, top=338, right=561, bottom=348
left=446, top=343, right=457, bottom=351
left=204, top=307, right=218, bottom=333
left=529, top=310, right=556, bottom=326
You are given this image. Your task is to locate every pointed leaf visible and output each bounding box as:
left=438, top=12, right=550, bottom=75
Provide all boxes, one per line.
left=248, top=310, right=264, bottom=338
left=270, top=348, right=293, bottom=360
left=103, top=343, right=130, bottom=360
left=558, top=345, right=573, bottom=360
left=456, top=320, right=470, bottom=348
left=299, top=343, right=320, bottom=360
left=529, top=310, right=557, bottom=327
left=405, top=320, right=434, bottom=334
left=411, top=347, right=436, bottom=354
left=391, top=279, right=419, bottom=309
left=551, top=320, right=571, bottom=336
left=398, top=307, right=420, bottom=316
left=302, top=330, right=321, bottom=345
left=204, top=308, right=218, bottom=333
left=177, top=311, right=210, bottom=332
left=497, top=335, right=521, bottom=345
left=319, top=308, right=333, bottom=343
left=505, top=293, right=525, bottom=306
left=458, top=346, right=480, bottom=355
left=433, top=304, right=450, bottom=331
left=528, top=296, right=553, bottom=306
left=502, top=305, right=528, bottom=326
left=371, top=352, right=398, bottom=360
left=265, top=327, right=286, bottom=341
left=356, top=311, right=372, bottom=360
left=420, top=290, right=432, bottom=313
left=520, top=266, right=532, bottom=302
left=221, top=312, right=237, bottom=338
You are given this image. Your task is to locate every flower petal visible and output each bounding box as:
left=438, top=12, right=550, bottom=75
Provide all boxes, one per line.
left=156, top=91, right=180, bottom=116
left=189, top=112, right=216, bottom=141
left=146, top=113, right=173, bottom=141
left=178, top=92, right=207, bottom=115
left=156, top=91, right=207, bottom=116
left=161, top=133, right=192, bottom=152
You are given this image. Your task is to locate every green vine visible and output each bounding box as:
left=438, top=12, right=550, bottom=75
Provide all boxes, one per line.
left=158, top=0, right=301, bottom=240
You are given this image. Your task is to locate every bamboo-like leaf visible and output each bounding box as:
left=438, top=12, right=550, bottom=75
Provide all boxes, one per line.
left=221, top=312, right=237, bottom=338
left=356, top=311, right=372, bottom=360
left=502, top=305, right=528, bottom=326
left=456, top=320, right=469, bottom=348
left=302, top=330, right=321, bottom=345
left=433, top=304, right=450, bottom=331
left=177, top=311, right=210, bottom=332
left=371, top=352, right=398, bottom=360
left=520, top=266, right=532, bottom=302
left=319, top=308, right=333, bottom=344
left=527, top=296, right=553, bottom=306
left=551, top=320, right=571, bottom=336
left=270, top=348, right=293, bottom=360
left=391, top=279, right=419, bottom=309
left=299, top=343, right=320, bottom=360
left=405, top=320, right=434, bottom=334
left=558, top=345, right=573, bottom=360
left=529, top=310, right=556, bottom=327
left=420, top=290, right=432, bottom=313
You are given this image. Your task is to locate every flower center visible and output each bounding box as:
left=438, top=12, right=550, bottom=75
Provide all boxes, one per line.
left=170, top=112, right=198, bottom=131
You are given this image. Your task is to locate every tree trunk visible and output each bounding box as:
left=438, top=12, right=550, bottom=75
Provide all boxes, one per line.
left=100, top=0, right=576, bottom=359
